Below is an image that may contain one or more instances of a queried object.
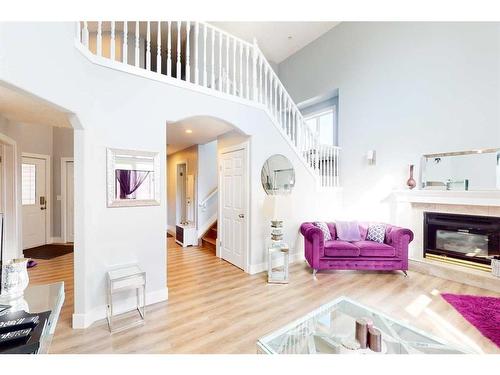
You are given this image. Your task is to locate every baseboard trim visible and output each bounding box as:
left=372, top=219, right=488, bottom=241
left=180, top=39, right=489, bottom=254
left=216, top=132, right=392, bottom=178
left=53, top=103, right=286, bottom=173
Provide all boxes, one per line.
left=49, top=237, right=63, bottom=244
left=72, top=287, right=168, bottom=329
left=249, top=252, right=304, bottom=275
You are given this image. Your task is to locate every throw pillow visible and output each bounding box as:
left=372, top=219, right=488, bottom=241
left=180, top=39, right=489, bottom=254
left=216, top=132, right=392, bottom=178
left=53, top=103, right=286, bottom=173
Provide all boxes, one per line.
left=366, top=223, right=387, bottom=243
left=313, top=222, right=332, bottom=241
left=336, top=221, right=361, bottom=242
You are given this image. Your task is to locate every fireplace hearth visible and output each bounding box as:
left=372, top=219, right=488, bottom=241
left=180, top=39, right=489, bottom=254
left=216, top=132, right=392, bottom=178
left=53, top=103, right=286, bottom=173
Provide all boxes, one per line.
left=424, top=212, right=500, bottom=271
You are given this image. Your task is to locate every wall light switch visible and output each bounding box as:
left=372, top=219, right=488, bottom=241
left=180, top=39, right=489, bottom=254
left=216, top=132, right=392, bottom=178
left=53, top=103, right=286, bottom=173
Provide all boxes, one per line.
left=56, top=195, right=62, bottom=201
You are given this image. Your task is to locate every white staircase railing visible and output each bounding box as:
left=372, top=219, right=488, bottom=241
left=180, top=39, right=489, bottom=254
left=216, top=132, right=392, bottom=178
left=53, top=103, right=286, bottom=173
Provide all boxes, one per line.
left=198, top=187, right=217, bottom=212
left=76, top=21, right=340, bottom=187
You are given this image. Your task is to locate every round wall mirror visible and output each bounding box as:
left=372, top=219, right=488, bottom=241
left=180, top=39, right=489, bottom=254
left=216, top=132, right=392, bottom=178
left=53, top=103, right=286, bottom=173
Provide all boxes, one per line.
left=261, top=154, right=295, bottom=195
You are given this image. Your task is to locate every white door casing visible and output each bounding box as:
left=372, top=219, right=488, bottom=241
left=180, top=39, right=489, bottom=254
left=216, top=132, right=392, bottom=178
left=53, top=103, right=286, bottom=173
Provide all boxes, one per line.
left=61, top=158, right=74, bottom=243
left=219, top=143, right=249, bottom=271
left=22, top=155, right=48, bottom=249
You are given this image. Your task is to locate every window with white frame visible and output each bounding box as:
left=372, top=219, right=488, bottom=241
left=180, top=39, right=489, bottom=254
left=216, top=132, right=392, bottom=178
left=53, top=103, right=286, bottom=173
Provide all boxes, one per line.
left=304, top=108, right=336, bottom=146
left=22, top=163, right=36, bottom=205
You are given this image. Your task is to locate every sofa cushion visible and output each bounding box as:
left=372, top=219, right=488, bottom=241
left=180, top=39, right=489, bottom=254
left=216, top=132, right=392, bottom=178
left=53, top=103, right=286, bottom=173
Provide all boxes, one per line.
left=352, top=241, right=396, bottom=257
left=324, top=240, right=360, bottom=257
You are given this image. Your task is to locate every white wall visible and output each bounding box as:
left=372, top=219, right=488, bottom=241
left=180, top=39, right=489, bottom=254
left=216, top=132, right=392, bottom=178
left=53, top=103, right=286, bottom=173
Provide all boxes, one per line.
left=0, top=22, right=342, bottom=328
left=197, top=140, right=218, bottom=235
left=278, top=22, right=500, bottom=222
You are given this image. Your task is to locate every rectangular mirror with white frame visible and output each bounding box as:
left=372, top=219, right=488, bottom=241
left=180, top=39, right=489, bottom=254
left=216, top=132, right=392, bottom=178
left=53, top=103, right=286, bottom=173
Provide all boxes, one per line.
left=421, top=148, right=500, bottom=191
left=107, top=148, right=160, bottom=207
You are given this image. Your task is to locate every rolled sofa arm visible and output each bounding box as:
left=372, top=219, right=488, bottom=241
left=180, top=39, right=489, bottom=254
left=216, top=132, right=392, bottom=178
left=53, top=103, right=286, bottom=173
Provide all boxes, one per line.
left=300, top=223, right=324, bottom=269
left=387, top=226, right=413, bottom=266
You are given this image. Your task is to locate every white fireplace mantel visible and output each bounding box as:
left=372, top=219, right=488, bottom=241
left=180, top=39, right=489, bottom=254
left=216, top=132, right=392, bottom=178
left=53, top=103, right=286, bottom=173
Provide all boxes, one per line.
left=391, top=189, right=500, bottom=207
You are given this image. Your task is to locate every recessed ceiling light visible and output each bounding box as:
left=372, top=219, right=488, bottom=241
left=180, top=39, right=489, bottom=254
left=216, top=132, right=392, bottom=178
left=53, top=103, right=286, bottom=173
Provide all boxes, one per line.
left=185, top=129, right=193, bottom=134
left=288, top=35, right=293, bottom=40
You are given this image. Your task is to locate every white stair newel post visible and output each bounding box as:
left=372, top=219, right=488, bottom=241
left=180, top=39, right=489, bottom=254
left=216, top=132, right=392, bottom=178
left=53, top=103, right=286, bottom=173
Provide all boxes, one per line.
left=186, top=21, right=191, bottom=82
left=176, top=21, right=182, bottom=79
left=135, top=21, right=140, bottom=67
left=194, top=22, right=199, bottom=85
left=110, top=21, right=116, bottom=61
left=218, top=32, right=222, bottom=91
left=146, top=21, right=151, bottom=70
left=167, top=21, right=172, bottom=76
left=157, top=21, right=162, bottom=74
left=83, top=21, right=89, bottom=48
left=245, top=44, right=249, bottom=99
left=203, top=24, right=207, bottom=87
left=252, top=38, right=258, bottom=101
left=211, top=28, right=215, bottom=89
left=97, top=21, right=102, bottom=56
left=123, top=21, right=128, bottom=64
left=232, top=38, right=236, bottom=95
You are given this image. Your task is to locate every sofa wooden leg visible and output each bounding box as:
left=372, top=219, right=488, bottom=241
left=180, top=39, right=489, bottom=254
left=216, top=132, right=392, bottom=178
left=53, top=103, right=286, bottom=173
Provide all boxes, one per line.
left=402, top=270, right=408, bottom=277
left=313, top=269, right=318, bottom=277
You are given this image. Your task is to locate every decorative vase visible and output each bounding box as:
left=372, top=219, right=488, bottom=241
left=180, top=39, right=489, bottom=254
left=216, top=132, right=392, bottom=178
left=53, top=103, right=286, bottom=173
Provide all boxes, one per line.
left=0, top=258, right=30, bottom=301
left=406, top=164, right=416, bottom=190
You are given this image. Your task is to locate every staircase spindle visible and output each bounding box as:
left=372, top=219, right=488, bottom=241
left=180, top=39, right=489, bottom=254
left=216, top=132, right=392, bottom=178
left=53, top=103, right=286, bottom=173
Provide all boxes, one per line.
left=176, top=21, right=182, bottom=79
left=211, top=28, right=215, bottom=88
left=238, top=42, right=243, bottom=97
left=83, top=22, right=89, bottom=48
left=232, top=38, right=236, bottom=95
left=225, top=35, right=230, bottom=93
left=135, top=21, right=140, bottom=67
left=186, top=21, right=191, bottom=82
left=252, top=39, right=258, bottom=100
left=167, top=21, right=172, bottom=76
left=97, top=21, right=102, bottom=57
left=146, top=22, right=151, bottom=70
left=123, top=21, right=128, bottom=64
left=157, top=21, right=162, bottom=74
left=245, top=45, right=249, bottom=99
left=76, top=21, right=81, bottom=42
left=194, top=23, right=199, bottom=84
left=264, top=67, right=268, bottom=106
left=203, top=24, right=207, bottom=86
left=259, top=57, right=263, bottom=103
left=218, top=32, right=222, bottom=91
left=110, top=21, right=115, bottom=61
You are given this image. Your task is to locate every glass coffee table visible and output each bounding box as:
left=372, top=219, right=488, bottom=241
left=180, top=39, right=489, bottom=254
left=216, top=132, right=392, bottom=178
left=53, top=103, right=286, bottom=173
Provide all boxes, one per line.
left=257, top=296, right=474, bottom=354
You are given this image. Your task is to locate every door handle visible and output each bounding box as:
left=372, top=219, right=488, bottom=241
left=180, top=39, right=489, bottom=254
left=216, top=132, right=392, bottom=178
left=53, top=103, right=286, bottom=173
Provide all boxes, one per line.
left=40, top=196, right=46, bottom=210
left=239, top=214, right=245, bottom=219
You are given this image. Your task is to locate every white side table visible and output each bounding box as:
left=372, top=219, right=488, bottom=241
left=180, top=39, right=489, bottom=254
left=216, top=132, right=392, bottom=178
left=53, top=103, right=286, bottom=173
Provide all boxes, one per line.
left=268, top=244, right=290, bottom=284
left=106, top=265, right=146, bottom=333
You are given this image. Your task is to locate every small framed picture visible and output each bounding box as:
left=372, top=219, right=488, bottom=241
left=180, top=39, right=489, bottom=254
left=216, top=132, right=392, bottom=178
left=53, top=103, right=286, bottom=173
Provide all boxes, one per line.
left=107, top=148, right=160, bottom=207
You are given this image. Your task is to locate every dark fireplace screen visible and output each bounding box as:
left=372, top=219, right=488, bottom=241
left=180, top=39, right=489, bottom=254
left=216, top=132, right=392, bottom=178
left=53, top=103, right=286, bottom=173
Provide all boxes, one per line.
left=424, top=212, right=500, bottom=266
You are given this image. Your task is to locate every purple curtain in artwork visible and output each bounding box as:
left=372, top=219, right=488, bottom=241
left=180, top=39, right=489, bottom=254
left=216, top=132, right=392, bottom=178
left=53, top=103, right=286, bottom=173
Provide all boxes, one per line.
left=116, top=169, right=150, bottom=199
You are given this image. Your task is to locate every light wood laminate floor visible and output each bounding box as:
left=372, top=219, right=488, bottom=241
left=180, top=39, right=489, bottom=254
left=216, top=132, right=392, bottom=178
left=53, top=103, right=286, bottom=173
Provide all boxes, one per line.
left=28, top=238, right=500, bottom=354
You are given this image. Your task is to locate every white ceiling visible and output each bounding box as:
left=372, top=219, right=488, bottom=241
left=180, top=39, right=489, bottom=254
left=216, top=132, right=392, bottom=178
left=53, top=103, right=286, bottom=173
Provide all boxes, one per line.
left=167, top=116, right=236, bottom=155
left=211, top=22, right=340, bottom=64
left=0, top=83, right=72, bottom=128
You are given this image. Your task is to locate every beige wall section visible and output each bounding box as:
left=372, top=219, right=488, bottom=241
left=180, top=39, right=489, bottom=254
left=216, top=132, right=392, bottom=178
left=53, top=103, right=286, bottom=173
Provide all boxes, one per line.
left=166, top=145, right=198, bottom=231
left=0, top=114, right=73, bottom=240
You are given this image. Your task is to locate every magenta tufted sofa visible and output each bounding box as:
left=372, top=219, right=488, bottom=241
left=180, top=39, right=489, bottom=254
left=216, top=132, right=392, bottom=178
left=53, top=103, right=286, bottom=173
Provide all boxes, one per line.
left=300, top=222, right=414, bottom=276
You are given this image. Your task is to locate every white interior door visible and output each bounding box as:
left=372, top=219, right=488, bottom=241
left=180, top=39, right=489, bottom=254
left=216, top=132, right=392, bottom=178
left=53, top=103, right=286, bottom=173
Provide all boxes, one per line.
left=66, top=161, right=74, bottom=242
left=22, top=156, right=47, bottom=249
left=220, top=147, right=247, bottom=270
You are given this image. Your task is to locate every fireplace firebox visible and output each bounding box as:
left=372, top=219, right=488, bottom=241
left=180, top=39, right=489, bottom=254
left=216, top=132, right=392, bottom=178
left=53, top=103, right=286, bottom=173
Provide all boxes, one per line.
left=424, top=212, right=500, bottom=271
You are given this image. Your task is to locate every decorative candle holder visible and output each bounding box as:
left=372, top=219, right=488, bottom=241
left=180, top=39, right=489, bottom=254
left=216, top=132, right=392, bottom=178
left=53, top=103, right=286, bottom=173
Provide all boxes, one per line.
left=368, top=327, right=382, bottom=352
left=355, top=317, right=373, bottom=349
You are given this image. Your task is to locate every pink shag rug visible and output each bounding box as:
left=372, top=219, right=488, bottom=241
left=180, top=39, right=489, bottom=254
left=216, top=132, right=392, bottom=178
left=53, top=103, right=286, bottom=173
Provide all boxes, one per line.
left=441, top=293, right=500, bottom=348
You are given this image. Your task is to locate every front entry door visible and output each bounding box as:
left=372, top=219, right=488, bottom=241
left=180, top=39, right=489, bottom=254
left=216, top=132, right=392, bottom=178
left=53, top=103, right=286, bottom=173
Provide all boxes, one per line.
left=220, top=147, right=247, bottom=270
left=22, top=156, right=47, bottom=249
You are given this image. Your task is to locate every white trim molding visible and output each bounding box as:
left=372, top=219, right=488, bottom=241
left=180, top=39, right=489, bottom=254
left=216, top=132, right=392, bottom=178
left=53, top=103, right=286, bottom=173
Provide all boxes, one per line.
left=61, top=157, right=74, bottom=243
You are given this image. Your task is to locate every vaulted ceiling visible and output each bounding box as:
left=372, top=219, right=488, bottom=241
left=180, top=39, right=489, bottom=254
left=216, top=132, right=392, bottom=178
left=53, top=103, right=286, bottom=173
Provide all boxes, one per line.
left=211, top=22, right=340, bottom=64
